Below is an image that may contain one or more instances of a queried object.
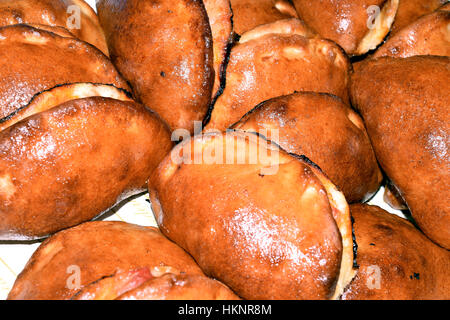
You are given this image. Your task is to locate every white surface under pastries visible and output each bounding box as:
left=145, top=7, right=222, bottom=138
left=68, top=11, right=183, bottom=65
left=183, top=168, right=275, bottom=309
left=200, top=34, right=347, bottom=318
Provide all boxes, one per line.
left=0, top=0, right=406, bottom=300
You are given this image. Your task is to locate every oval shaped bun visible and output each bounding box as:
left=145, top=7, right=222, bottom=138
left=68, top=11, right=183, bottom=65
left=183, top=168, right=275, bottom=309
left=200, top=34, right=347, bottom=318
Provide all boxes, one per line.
left=96, top=0, right=214, bottom=133
left=149, top=131, right=355, bottom=300
left=0, top=96, right=172, bottom=240
left=350, top=56, right=450, bottom=249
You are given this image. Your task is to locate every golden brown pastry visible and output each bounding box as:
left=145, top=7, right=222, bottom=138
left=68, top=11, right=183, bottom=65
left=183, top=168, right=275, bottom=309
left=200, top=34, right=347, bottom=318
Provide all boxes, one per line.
left=292, top=0, right=399, bottom=55
left=0, top=24, right=128, bottom=120
left=203, top=0, right=234, bottom=99
left=231, top=92, right=382, bottom=203
left=0, top=83, right=132, bottom=131
left=7, top=222, right=205, bottom=300
left=205, top=33, right=351, bottom=131
left=350, top=56, right=450, bottom=249
left=230, top=0, right=298, bottom=35
left=373, top=7, right=450, bottom=58
left=96, top=0, right=214, bottom=133
left=390, top=0, right=448, bottom=34
left=342, top=204, right=450, bottom=300
left=72, top=268, right=239, bottom=300
left=149, top=131, right=356, bottom=300
left=238, top=18, right=318, bottom=44
left=0, top=0, right=109, bottom=54
left=0, top=92, right=172, bottom=240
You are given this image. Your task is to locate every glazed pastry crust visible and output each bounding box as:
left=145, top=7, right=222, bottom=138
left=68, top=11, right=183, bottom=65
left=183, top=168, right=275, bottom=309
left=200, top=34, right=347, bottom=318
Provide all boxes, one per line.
left=96, top=0, right=214, bottom=133
left=342, top=204, right=450, bottom=300
left=230, top=0, right=298, bottom=35
left=350, top=56, right=450, bottom=249
left=117, top=273, right=240, bottom=300
left=0, top=97, right=172, bottom=240
left=374, top=8, right=450, bottom=58
left=390, top=0, right=447, bottom=34
left=0, top=0, right=109, bottom=54
left=206, top=34, right=350, bottom=131
left=149, top=132, right=355, bottom=300
left=0, top=24, right=128, bottom=119
left=292, top=0, right=399, bottom=55
left=231, top=92, right=382, bottom=203
left=7, top=222, right=204, bottom=300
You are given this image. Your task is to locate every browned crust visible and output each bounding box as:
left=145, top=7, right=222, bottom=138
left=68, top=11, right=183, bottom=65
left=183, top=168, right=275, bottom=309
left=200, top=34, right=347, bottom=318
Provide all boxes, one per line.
left=390, top=0, right=447, bottom=34
left=96, top=0, right=214, bottom=133
left=238, top=18, right=318, bottom=44
left=0, top=83, right=133, bottom=132
left=0, top=0, right=109, bottom=55
left=7, top=222, right=204, bottom=300
left=342, top=204, right=450, bottom=300
left=0, top=97, right=172, bottom=240
left=350, top=56, right=450, bottom=249
left=206, top=34, right=351, bottom=131
left=149, top=132, right=354, bottom=299
left=231, top=91, right=382, bottom=203
left=373, top=9, right=450, bottom=58
left=203, top=0, right=234, bottom=100
left=0, top=24, right=128, bottom=119
left=230, top=0, right=298, bottom=35
left=292, top=0, right=399, bottom=55
left=117, top=273, right=240, bottom=300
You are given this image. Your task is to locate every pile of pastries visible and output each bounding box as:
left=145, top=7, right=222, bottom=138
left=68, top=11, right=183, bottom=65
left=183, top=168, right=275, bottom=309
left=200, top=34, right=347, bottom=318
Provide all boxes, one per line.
left=0, top=0, right=448, bottom=300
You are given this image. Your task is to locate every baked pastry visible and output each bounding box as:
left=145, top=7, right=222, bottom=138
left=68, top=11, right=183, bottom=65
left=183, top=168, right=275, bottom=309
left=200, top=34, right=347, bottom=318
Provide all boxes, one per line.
left=0, top=0, right=109, bottom=55
left=342, top=204, right=450, bottom=300
left=350, top=56, right=450, bottom=249
left=238, top=18, right=317, bottom=44
left=390, top=0, right=448, bottom=34
left=205, top=32, right=350, bottom=131
left=230, top=0, right=298, bottom=35
left=203, top=0, right=234, bottom=99
left=149, top=131, right=356, bottom=300
left=7, top=222, right=207, bottom=300
left=231, top=91, right=382, bottom=203
left=0, top=24, right=128, bottom=119
left=0, top=86, right=172, bottom=240
left=1, top=0, right=449, bottom=302
left=292, top=0, right=399, bottom=55
left=373, top=6, right=450, bottom=58
left=96, top=0, right=214, bottom=133
left=72, top=268, right=239, bottom=300
left=0, top=83, right=131, bottom=131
